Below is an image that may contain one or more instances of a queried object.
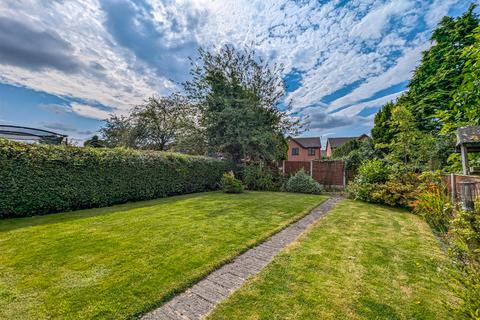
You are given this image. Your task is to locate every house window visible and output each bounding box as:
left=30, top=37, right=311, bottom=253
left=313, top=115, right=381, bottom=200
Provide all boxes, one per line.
left=308, top=148, right=316, bottom=156
left=292, top=148, right=299, bottom=156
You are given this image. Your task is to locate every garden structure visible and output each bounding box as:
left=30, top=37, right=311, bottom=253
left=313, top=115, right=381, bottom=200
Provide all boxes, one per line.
left=0, top=124, right=67, bottom=145
left=457, top=125, right=480, bottom=175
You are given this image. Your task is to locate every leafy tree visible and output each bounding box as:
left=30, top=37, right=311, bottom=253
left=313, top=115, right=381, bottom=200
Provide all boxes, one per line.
left=407, top=4, right=479, bottom=132
left=184, top=45, right=301, bottom=163
left=371, top=101, right=396, bottom=145
left=83, top=135, right=106, bottom=148
left=129, top=94, right=194, bottom=151
left=386, top=105, right=453, bottom=170
left=439, top=25, right=480, bottom=132
left=101, top=115, right=135, bottom=148
left=101, top=95, right=197, bottom=151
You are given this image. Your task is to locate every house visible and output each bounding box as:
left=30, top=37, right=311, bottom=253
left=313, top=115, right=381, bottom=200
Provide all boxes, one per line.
left=287, top=137, right=321, bottom=161
left=325, top=134, right=369, bottom=157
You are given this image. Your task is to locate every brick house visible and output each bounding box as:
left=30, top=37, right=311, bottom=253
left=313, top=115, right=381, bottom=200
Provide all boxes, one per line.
left=287, top=137, right=321, bottom=161
left=325, top=134, right=370, bottom=157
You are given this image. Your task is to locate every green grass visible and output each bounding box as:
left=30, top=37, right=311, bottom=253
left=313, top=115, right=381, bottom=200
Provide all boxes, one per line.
left=208, top=200, right=459, bottom=320
left=0, top=191, right=326, bottom=319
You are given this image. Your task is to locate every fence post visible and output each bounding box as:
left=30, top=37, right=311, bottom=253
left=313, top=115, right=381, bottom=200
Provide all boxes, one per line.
left=310, top=161, right=313, bottom=177
left=282, top=160, right=285, bottom=174
left=460, top=181, right=476, bottom=212
left=450, top=173, right=456, bottom=203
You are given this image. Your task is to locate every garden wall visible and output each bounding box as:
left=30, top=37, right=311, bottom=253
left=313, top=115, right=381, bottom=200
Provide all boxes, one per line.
left=0, top=139, right=226, bottom=218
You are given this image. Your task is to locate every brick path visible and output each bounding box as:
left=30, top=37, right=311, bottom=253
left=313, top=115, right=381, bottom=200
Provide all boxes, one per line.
left=142, top=197, right=342, bottom=320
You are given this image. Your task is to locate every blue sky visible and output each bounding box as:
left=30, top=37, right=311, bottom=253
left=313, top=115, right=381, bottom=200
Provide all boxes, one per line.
left=0, top=0, right=473, bottom=145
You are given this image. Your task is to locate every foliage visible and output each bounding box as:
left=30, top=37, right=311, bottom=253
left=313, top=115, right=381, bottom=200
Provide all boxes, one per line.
left=348, top=160, right=420, bottom=207
left=101, top=94, right=197, bottom=151
left=332, top=139, right=379, bottom=170
left=371, top=172, right=419, bottom=207
left=408, top=4, right=479, bottom=132
left=284, top=169, right=322, bottom=194
left=220, top=171, right=244, bottom=193
left=356, top=159, right=391, bottom=184
left=382, top=105, right=454, bottom=171
left=0, top=139, right=226, bottom=217
left=448, top=202, right=480, bottom=319
left=441, top=25, right=480, bottom=132
left=372, top=101, right=396, bottom=145
left=242, top=163, right=286, bottom=191
left=0, top=192, right=324, bottom=319
left=410, top=172, right=453, bottom=233
left=369, top=6, right=479, bottom=171
left=184, top=45, right=301, bottom=163
left=83, top=135, right=107, bottom=148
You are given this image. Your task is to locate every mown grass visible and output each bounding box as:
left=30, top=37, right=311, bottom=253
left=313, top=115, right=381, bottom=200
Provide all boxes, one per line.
left=0, top=191, right=326, bottom=319
left=208, top=200, right=459, bottom=320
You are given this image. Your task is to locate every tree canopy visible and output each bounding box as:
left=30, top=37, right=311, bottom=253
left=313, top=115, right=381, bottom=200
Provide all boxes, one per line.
left=372, top=4, right=479, bottom=144
left=184, top=45, right=300, bottom=163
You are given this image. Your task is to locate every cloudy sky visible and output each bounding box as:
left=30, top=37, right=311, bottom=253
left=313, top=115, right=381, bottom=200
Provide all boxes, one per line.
left=0, top=0, right=472, bottom=145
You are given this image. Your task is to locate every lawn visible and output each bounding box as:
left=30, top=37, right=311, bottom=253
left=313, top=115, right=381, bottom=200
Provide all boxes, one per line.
left=0, top=191, right=326, bottom=319
left=208, top=200, right=459, bottom=320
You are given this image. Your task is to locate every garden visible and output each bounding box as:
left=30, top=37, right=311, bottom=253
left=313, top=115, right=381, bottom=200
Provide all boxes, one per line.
left=1, top=5, right=480, bottom=320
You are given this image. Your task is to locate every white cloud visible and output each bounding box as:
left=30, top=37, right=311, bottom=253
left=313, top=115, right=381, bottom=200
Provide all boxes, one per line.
left=350, top=0, right=415, bottom=40
left=0, top=0, right=467, bottom=135
left=328, top=42, right=428, bottom=111
left=71, top=103, right=111, bottom=120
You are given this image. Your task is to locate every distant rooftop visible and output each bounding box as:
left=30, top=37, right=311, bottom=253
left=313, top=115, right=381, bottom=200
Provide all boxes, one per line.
left=327, top=134, right=369, bottom=149
left=289, top=137, right=321, bottom=148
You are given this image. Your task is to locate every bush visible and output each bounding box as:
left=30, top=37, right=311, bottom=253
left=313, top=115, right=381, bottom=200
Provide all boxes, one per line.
left=347, top=159, right=391, bottom=203
left=284, top=169, right=322, bottom=194
left=356, top=158, right=390, bottom=184
left=242, top=163, right=286, bottom=191
left=371, top=172, right=419, bottom=207
left=0, top=139, right=226, bottom=217
left=220, top=171, right=244, bottom=193
left=448, top=204, right=480, bottom=318
left=410, top=172, right=453, bottom=233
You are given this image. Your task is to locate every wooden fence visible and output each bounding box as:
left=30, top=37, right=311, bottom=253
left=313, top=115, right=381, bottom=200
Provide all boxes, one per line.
left=281, top=160, right=355, bottom=189
left=444, top=173, right=480, bottom=202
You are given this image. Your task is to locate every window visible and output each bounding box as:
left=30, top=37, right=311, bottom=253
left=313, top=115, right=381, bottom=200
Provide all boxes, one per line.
left=292, top=147, right=299, bottom=156
left=308, top=148, right=316, bottom=156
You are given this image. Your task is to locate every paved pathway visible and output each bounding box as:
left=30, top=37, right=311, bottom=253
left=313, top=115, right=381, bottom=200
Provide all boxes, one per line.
left=142, top=197, right=342, bottom=320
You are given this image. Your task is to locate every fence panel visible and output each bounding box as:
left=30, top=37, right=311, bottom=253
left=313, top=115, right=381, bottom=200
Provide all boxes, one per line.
left=284, top=161, right=311, bottom=175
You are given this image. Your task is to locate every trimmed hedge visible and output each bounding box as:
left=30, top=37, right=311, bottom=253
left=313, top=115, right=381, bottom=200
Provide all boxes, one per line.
left=0, top=139, right=227, bottom=217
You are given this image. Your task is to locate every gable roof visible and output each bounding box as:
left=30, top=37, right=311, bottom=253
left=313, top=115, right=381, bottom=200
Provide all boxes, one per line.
left=326, top=134, right=370, bottom=149
left=326, top=137, right=357, bottom=149
left=289, top=137, right=321, bottom=148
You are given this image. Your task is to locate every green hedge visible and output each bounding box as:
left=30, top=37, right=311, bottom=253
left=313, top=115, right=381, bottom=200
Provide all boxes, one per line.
left=0, top=139, right=227, bottom=218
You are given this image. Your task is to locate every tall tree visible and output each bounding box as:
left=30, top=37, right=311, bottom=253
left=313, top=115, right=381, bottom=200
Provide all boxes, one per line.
left=129, top=94, right=194, bottom=151
left=371, top=101, right=396, bottom=145
left=184, top=45, right=301, bottom=163
left=407, top=4, right=479, bottom=131
left=101, top=94, right=196, bottom=151
left=439, top=25, right=480, bottom=132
